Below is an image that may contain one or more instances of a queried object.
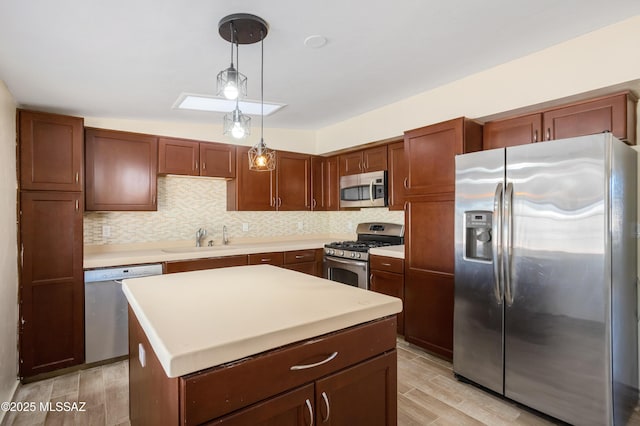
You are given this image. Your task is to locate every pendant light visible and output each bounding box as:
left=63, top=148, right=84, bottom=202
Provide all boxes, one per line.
left=216, top=21, right=247, bottom=100
left=222, top=37, right=250, bottom=139
left=248, top=27, right=275, bottom=171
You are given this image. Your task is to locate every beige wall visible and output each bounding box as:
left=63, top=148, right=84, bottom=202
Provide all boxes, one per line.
left=315, top=15, right=640, bottom=153
left=0, top=81, right=18, bottom=417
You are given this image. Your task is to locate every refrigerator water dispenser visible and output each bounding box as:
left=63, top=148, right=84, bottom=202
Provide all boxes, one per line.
left=464, top=211, right=492, bottom=261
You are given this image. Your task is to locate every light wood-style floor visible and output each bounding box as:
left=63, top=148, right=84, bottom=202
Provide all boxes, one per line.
left=2, top=340, right=639, bottom=425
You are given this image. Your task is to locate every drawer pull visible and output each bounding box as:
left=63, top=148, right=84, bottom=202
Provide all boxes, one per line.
left=290, top=351, right=338, bottom=370
left=305, top=399, right=313, bottom=426
left=321, top=391, right=330, bottom=423
left=381, top=262, right=391, bottom=266
left=295, top=255, right=305, bottom=259
left=261, top=258, right=271, bottom=262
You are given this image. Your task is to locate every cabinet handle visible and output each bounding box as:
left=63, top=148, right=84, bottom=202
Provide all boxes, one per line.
left=403, top=177, right=408, bottom=189
left=546, top=128, right=551, bottom=141
left=358, top=161, right=362, bottom=171
left=304, top=399, right=313, bottom=426
left=152, top=195, right=156, bottom=205
left=321, top=391, right=330, bottom=423
left=295, top=255, right=305, bottom=259
left=75, top=199, right=79, bottom=211
left=261, top=258, right=271, bottom=262
left=75, top=172, right=79, bottom=183
left=202, top=162, right=206, bottom=170
left=533, top=130, right=538, bottom=142
left=403, top=201, right=408, bottom=211
left=20, top=243, right=23, bottom=268
left=370, top=273, right=374, bottom=285
left=381, top=262, right=392, bottom=267
left=278, top=197, right=282, bottom=208
left=195, top=161, right=198, bottom=170
left=311, top=198, right=317, bottom=209
left=290, top=351, right=338, bottom=370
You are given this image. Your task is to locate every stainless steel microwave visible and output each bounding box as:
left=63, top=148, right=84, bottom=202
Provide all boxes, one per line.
left=339, top=170, right=388, bottom=208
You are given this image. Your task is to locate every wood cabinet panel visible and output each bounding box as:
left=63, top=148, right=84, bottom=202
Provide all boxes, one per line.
left=282, top=262, right=318, bottom=277
left=362, top=146, right=388, bottom=172
left=248, top=252, right=285, bottom=266
left=200, top=142, right=236, bottom=178
left=283, top=250, right=319, bottom=264
left=338, top=151, right=363, bottom=176
left=164, top=255, right=248, bottom=274
left=311, top=157, right=325, bottom=211
left=483, top=113, right=542, bottom=149
left=387, top=141, right=406, bottom=210
left=85, top=128, right=158, bottom=211
left=19, top=110, right=84, bottom=192
left=19, top=191, right=84, bottom=377
left=312, top=156, right=339, bottom=211
left=370, top=255, right=404, bottom=274
left=158, top=137, right=199, bottom=175
left=404, top=117, right=482, bottom=196
left=404, top=270, right=454, bottom=360
left=276, top=152, right=310, bottom=211
left=543, top=92, right=637, bottom=144
left=369, top=266, right=404, bottom=335
left=227, top=146, right=273, bottom=211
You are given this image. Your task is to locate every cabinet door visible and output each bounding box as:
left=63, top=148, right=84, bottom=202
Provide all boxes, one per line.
left=19, top=191, right=84, bottom=377
left=363, top=146, right=388, bottom=172
left=158, top=137, right=199, bottom=175
left=315, top=351, right=397, bottom=426
left=543, top=92, right=637, bottom=144
left=19, top=110, right=83, bottom=191
left=227, top=146, right=273, bottom=211
left=370, top=269, right=404, bottom=334
left=276, top=152, right=310, bottom=211
left=85, top=128, right=158, bottom=211
left=387, top=141, right=406, bottom=211
left=248, top=252, right=285, bottom=266
left=208, top=384, right=315, bottom=426
left=339, top=152, right=363, bottom=176
left=311, top=157, right=325, bottom=211
left=164, top=255, right=248, bottom=274
left=324, top=156, right=339, bottom=211
left=200, top=142, right=236, bottom=178
left=404, top=117, right=482, bottom=196
left=483, top=113, right=542, bottom=149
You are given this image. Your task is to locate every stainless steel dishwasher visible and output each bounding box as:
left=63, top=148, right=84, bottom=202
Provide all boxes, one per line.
left=84, top=264, right=163, bottom=364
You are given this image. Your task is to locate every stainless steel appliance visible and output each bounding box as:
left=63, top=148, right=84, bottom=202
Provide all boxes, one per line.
left=454, top=133, right=638, bottom=426
left=84, top=263, right=163, bottom=363
left=339, top=170, right=388, bottom=208
left=324, top=222, right=404, bottom=289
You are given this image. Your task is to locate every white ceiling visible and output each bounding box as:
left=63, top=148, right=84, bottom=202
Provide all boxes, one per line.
left=0, top=1, right=639, bottom=130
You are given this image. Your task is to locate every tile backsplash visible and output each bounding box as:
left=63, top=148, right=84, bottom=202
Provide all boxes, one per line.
left=84, top=175, right=404, bottom=245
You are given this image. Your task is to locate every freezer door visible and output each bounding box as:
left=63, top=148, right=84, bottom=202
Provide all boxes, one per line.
left=504, top=135, right=611, bottom=425
left=453, top=148, right=505, bottom=394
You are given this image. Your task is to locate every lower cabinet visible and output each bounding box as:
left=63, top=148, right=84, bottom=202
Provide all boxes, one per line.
left=248, top=252, right=285, bottom=266
left=164, top=255, right=248, bottom=274
left=370, top=255, right=404, bottom=335
left=282, top=249, right=322, bottom=277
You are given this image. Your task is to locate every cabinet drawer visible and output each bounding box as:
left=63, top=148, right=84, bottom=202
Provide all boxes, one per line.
left=164, top=255, right=248, bottom=274
left=180, top=316, right=397, bottom=425
left=370, top=255, right=404, bottom=273
left=248, top=252, right=284, bottom=266
left=283, top=249, right=318, bottom=264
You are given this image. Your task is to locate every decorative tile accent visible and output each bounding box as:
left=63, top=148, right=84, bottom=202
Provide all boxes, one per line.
left=84, top=176, right=404, bottom=245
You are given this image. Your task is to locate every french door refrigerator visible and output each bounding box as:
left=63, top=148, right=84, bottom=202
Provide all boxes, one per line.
left=453, top=133, right=638, bottom=425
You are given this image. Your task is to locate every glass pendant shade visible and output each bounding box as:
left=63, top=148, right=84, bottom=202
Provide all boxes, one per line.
left=248, top=139, right=276, bottom=171
left=216, top=65, right=247, bottom=100
left=223, top=107, right=251, bottom=139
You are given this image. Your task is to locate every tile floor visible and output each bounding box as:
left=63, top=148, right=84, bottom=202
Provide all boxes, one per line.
left=2, top=340, right=639, bottom=425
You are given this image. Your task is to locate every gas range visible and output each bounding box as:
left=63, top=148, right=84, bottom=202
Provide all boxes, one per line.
left=323, top=222, right=404, bottom=289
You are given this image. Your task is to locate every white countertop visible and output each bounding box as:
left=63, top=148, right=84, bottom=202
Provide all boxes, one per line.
left=369, top=244, right=405, bottom=259
left=84, top=238, right=338, bottom=269
left=123, top=265, right=402, bottom=378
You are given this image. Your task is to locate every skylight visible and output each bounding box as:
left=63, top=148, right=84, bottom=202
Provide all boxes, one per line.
left=173, top=93, right=285, bottom=116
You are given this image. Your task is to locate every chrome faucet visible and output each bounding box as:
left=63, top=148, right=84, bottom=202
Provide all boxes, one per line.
left=195, top=228, right=207, bottom=247
left=222, top=225, right=229, bottom=245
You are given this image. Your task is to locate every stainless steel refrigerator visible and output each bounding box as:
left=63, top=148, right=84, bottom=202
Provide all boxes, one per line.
left=453, top=133, right=638, bottom=425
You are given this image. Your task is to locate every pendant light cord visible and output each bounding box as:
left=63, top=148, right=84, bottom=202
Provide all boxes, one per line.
left=260, top=29, right=264, bottom=144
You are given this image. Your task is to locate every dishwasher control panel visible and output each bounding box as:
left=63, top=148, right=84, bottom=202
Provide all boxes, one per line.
left=84, top=264, right=163, bottom=282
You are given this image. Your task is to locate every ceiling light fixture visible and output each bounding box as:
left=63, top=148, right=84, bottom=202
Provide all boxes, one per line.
left=216, top=21, right=247, bottom=100
left=218, top=13, right=274, bottom=171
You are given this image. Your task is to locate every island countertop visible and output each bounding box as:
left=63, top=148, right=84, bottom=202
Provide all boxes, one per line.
left=122, top=264, right=402, bottom=378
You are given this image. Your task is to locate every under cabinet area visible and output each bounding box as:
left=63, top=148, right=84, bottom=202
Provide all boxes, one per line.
left=158, top=137, right=236, bottom=178
left=85, top=128, right=158, bottom=211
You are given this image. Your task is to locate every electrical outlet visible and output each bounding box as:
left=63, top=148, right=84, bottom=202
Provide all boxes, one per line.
left=297, top=221, right=303, bottom=230
left=138, top=343, right=146, bottom=368
left=102, top=225, right=111, bottom=238
left=347, top=221, right=353, bottom=231
left=242, top=223, right=249, bottom=232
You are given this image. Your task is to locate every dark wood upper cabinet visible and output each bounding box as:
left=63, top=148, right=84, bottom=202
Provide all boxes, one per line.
left=311, top=156, right=339, bottom=211
left=200, top=142, right=236, bottom=178
left=19, top=110, right=84, bottom=192
left=19, top=191, right=84, bottom=377
left=311, top=156, right=325, bottom=211
left=227, top=146, right=273, bottom=211
left=542, top=92, right=637, bottom=144
left=158, top=137, right=199, bottom=175
left=483, top=113, right=542, bottom=149
left=85, top=128, right=158, bottom=211
left=276, top=151, right=310, bottom=211
left=404, top=117, right=482, bottom=196
left=387, top=140, right=406, bottom=211
left=339, top=146, right=388, bottom=176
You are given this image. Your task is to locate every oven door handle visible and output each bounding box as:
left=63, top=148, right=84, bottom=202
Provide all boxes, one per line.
left=325, top=256, right=368, bottom=268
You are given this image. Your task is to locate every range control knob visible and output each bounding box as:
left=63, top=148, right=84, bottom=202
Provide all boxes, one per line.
left=350, top=252, right=356, bottom=258
left=339, top=250, right=344, bottom=256
left=356, top=253, right=362, bottom=259
left=328, top=249, right=335, bottom=255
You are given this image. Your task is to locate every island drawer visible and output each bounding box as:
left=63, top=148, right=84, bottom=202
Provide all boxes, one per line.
left=283, top=249, right=318, bottom=264
left=180, top=316, right=397, bottom=425
left=248, top=252, right=284, bottom=266
left=370, top=255, right=404, bottom=274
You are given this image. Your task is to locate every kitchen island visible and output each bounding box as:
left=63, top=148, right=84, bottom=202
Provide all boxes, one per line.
left=123, top=265, right=402, bottom=425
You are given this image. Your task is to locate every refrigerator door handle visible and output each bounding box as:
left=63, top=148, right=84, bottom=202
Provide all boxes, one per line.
left=504, top=182, right=514, bottom=306
left=492, top=183, right=504, bottom=304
